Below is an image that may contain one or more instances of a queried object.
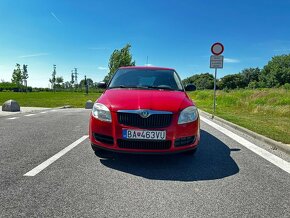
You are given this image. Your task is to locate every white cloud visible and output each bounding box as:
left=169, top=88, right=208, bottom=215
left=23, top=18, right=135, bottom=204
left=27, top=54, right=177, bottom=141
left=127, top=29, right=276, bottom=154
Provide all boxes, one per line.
left=18, top=53, right=49, bottom=58
left=224, top=58, right=240, bottom=63
left=97, top=66, right=108, bottom=70
left=50, top=12, right=62, bottom=24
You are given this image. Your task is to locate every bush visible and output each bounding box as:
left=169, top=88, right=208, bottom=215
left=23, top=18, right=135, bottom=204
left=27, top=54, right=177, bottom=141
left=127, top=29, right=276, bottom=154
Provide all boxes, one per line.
left=0, top=82, right=32, bottom=92
left=247, top=81, right=259, bottom=89
left=282, top=83, right=290, bottom=90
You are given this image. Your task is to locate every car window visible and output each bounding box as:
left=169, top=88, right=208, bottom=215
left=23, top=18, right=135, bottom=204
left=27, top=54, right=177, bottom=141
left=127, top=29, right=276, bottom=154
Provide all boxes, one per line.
left=109, top=69, right=183, bottom=91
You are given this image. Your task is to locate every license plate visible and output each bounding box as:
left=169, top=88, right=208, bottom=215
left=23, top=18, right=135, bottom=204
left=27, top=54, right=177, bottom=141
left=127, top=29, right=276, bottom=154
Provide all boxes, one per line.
left=122, top=129, right=166, bottom=140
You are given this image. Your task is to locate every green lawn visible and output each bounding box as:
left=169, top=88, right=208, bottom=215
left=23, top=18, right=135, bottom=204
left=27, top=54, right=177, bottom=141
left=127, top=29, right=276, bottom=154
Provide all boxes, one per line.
left=1, top=89, right=289, bottom=144
left=188, top=88, right=290, bottom=144
left=0, top=92, right=102, bottom=108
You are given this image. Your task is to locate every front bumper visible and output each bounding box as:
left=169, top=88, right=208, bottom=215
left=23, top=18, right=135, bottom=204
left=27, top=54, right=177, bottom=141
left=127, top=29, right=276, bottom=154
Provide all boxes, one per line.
left=89, top=112, right=200, bottom=154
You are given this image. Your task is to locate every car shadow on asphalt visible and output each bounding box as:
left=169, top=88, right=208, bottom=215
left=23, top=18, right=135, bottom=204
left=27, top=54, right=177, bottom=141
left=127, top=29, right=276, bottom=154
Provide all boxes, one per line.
left=95, top=129, right=240, bottom=181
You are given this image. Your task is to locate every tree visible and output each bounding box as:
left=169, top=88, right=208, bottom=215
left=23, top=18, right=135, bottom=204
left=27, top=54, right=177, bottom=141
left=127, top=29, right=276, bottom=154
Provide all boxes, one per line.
left=71, top=72, right=74, bottom=85
left=63, top=81, right=72, bottom=89
left=104, top=43, right=135, bottom=83
left=183, top=73, right=214, bottom=89
left=11, top=63, right=23, bottom=91
left=49, top=65, right=57, bottom=91
left=240, top=67, right=260, bottom=85
left=22, top=64, right=29, bottom=92
left=55, top=76, right=64, bottom=86
left=259, top=54, right=290, bottom=87
left=218, top=73, right=246, bottom=89
left=79, top=78, right=93, bottom=88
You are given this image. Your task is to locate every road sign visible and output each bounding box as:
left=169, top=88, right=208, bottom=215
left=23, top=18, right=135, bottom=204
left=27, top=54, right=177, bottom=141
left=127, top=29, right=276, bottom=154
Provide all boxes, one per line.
left=210, top=42, right=224, bottom=118
left=210, top=55, right=224, bottom=68
left=211, top=42, right=224, bottom=55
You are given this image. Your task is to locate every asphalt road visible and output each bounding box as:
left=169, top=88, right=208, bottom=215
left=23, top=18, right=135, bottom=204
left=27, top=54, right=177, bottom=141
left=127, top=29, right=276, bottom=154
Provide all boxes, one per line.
left=0, top=108, right=290, bottom=217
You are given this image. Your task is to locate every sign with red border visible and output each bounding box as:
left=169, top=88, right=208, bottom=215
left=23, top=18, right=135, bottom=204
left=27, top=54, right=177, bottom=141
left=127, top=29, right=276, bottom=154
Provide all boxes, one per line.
left=211, top=42, right=224, bottom=55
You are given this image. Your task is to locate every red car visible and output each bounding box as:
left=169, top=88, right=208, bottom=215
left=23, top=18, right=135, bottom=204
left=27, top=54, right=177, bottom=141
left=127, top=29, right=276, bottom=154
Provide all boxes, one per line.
left=89, top=66, right=200, bottom=154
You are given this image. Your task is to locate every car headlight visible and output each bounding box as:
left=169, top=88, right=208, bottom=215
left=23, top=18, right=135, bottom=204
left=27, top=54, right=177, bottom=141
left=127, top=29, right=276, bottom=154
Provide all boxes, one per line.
left=178, top=106, right=198, bottom=124
left=92, top=103, right=112, bottom=122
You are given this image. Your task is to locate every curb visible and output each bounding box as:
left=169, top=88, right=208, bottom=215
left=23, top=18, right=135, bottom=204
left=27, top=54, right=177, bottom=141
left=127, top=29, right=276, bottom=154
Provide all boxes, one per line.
left=199, top=109, right=290, bottom=155
left=59, top=105, right=72, bottom=109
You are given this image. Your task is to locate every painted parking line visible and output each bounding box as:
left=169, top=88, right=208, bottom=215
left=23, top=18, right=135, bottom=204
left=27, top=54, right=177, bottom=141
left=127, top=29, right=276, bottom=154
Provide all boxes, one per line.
left=25, top=114, right=36, bottom=117
left=24, top=135, right=89, bottom=177
left=201, top=116, right=290, bottom=174
left=7, top=117, right=20, bottom=120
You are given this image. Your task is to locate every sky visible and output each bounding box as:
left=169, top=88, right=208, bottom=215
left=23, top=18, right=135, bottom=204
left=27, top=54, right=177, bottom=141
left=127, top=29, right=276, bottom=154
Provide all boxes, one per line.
left=1, top=0, right=290, bottom=88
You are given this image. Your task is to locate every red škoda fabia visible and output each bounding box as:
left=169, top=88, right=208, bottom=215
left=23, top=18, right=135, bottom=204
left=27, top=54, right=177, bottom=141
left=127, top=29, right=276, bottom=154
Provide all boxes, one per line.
left=89, top=66, right=200, bottom=154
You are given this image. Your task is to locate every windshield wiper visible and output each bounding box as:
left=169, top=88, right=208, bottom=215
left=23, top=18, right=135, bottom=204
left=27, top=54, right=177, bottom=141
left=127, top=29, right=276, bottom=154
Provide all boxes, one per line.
left=146, top=85, right=174, bottom=90
left=109, top=85, right=139, bottom=89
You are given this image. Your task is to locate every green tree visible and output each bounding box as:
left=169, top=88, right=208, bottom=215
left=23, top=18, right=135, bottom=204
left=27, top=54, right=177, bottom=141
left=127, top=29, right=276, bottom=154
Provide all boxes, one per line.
left=22, top=64, right=29, bottom=92
left=259, top=54, right=290, bottom=87
left=71, top=73, right=74, bottom=85
left=63, top=81, right=72, bottom=89
left=218, top=73, right=246, bottom=89
left=241, top=67, right=260, bottom=85
left=55, top=76, right=64, bottom=89
left=49, top=65, right=57, bottom=91
left=104, top=43, right=135, bottom=83
left=80, top=78, right=93, bottom=88
left=183, top=73, right=214, bottom=89
left=11, top=63, right=23, bottom=91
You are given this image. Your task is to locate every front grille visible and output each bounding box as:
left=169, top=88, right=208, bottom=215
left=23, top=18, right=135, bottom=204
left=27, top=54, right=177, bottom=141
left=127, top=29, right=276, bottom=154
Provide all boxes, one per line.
left=94, top=133, right=114, bottom=145
left=117, top=139, right=171, bottom=150
left=174, top=136, right=196, bottom=147
left=118, top=113, right=172, bottom=128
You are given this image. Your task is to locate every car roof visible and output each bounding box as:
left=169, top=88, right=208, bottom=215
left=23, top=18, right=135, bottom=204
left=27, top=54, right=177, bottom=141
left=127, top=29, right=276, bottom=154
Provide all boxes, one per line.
left=119, top=66, right=175, bottom=71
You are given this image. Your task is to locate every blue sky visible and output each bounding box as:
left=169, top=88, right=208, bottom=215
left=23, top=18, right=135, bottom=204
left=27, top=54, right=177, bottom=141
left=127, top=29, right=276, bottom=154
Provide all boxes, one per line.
left=1, top=0, right=290, bottom=87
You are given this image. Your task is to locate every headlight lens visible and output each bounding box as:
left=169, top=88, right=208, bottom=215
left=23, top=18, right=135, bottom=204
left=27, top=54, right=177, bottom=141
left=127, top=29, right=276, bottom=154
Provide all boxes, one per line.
left=92, top=103, right=112, bottom=122
left=178, top=106, right=198, bottom=124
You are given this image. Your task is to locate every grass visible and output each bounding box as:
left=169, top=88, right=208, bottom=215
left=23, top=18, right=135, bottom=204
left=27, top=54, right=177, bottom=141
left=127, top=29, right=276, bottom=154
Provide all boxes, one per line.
left=1, top=89, right=289, bottom=144
left=0, top=92, right=102, bottom=108
left=188, top=88, right=290, bottom=144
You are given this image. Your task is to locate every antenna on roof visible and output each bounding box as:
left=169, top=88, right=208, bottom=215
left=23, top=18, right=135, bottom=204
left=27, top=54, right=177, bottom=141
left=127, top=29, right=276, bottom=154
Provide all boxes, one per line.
left=146, top=56, right=149, bottom=65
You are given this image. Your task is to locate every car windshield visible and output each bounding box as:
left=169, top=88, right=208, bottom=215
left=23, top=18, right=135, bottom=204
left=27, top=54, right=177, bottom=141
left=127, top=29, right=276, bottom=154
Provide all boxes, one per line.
left=108, top=69, right=183, bottom=91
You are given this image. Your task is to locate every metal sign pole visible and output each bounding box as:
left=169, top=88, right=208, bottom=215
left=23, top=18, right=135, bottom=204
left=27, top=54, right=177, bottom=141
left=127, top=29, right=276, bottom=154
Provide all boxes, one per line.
left=210, top=42, right=224, bottom=119
left=212, top=68, right=217, bottom=118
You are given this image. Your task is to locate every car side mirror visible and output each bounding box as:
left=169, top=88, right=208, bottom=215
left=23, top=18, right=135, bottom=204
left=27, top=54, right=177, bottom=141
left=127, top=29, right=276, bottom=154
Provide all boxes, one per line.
left=97, top=81, right=107, bottom=89
left=185, top=84, right=196, bottom=91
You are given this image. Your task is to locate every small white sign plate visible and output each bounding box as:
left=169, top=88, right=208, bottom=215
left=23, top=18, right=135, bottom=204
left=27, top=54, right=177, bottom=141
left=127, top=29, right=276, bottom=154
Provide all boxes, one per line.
left=210, top=55, right=224, bottom=69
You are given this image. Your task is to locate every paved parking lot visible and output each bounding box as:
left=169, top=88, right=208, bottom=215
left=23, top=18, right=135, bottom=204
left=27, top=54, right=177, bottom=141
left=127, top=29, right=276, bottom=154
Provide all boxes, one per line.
left=0, top=108, right=289, bottom=217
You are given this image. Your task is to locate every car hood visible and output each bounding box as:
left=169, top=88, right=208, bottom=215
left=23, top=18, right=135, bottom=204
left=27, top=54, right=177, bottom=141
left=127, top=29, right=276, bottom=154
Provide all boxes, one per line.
left=97, top=89, right=194, bottom=113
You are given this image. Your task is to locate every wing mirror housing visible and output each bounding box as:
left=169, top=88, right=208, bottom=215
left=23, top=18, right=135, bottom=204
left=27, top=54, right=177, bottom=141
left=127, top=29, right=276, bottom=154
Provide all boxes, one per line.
left=97, top=81, right=107, bottom=89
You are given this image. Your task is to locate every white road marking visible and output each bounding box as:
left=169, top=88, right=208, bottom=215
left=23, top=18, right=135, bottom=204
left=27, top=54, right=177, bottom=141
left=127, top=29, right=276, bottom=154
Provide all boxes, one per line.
left=40, top=111, right=47, bottom=114
left=7, top=117, right=19, bottom=120
left=50, top=109, right=57, bottom=112
left=24, top=135, right=89, bottom=176
left=201, top=116, right=290, bottom=174
left=25, top=114, right=35, bottom=117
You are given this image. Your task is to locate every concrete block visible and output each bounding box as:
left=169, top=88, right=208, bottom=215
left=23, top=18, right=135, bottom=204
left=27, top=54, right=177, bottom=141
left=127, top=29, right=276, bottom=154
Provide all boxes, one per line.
left=85, top=100, right=94, bottom=109
left=2, top=100, right=20, bottom=112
